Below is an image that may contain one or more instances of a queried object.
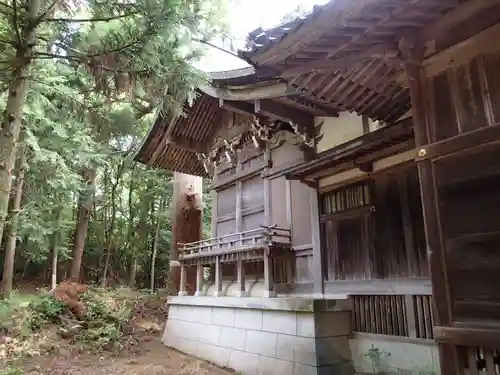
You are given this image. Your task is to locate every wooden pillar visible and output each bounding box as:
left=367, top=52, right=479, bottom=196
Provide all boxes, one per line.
left=214, top=255, right=224, bottom=297
left=263, top=247, right=276, bottom=298
left=236, top=254, right=247, bottom=297
left=285, top=179, right=294, bottom=284
left=178, top=262, right=187, bottom=296
left=194, top=260, right=204, bottom=296
left=399, top=36, right=458, bottom=375
left=167, top=172, right=203, bottom=295
left=262, top=146, right=276, bottom=298
left=310, top=182, right=324, bottom=295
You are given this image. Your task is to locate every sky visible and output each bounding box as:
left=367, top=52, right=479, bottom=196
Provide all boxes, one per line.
left=195, top=0, right=330, bottom=72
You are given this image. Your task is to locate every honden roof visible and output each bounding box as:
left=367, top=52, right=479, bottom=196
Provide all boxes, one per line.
left=135, top=0, right=461, bottom=175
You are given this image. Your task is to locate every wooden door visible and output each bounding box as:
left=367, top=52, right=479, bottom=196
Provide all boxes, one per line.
left=410, top=53, right=500, bottom=374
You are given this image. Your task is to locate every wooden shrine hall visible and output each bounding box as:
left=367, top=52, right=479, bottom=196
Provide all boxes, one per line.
left=135, top=0, right=500, bottom=374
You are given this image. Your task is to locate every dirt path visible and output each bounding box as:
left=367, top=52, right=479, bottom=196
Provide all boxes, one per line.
left=18, top=338, right=234, bottom=375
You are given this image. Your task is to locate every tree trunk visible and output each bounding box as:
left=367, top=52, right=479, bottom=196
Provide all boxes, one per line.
left=167, top=172, right=203, bottom=295
left=128, top=256, right=138, bottom=287
left=150, top=197, right=165, bottom=291
left=68, top=168, right=97, bottom=281
left=126, top=166, right=136, bottom=286
left=0, top=0, right=41, bottom=250
left=50, top=206, right=63, bottom=290
left=1, top=132, right=27, bottom=298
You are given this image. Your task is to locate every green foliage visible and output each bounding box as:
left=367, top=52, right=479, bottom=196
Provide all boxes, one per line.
left=0, top=368, right=24, bottom=375
left=28, top=295, right=68, bottom=330
left=363, top=345, right=390, bottom=374
left=74, top=290, right=133, bottom=352
left=0, top=0, right=219, bottom=289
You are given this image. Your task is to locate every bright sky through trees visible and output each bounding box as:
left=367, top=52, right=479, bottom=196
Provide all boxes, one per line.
left=196, top=0, right=329, bottom=72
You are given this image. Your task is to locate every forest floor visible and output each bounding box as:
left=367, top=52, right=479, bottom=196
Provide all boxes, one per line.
left=0, top=284, right=233, bottom=375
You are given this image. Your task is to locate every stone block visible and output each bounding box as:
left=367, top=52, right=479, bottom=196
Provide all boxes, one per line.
left=235, top=308, right=263, bottom=330
left=228, top=350, right=259, bottom=374
left=178, top=306, right=194, bottom=322
left=168, top=305, right=181, bottom=320
left=293, top=363, right=317, bottom=375
left=164, top=318, right=181, bottom=340
left=262, top=310, right=297, bottom=335
left=198, top=324, right=221, bottom=345
left=176, top=337, right=199, bottom=357
left=198, top=343, right=230, bottom=368
left=258, top=356, right=294, bottom=375
left=276, top=334, right=296, bottom=362
left=316, top=336, right=351, bottom=366
left=245, top=330, right=278, bottom=357
left=211, top=307, right=235, bottom=327
left=293, top=336, right=317, bottom=366
left=219, top=327, right=247, bottom=351
left=296, top=313, right=315, bottom=338
left=175, top=320, right=200, bottom=341
left=315, top=311, right=351, bottom=338
left=187, top=306, right=212, bottom=324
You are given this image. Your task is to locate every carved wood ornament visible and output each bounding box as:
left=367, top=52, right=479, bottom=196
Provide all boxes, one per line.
left=197, top=115, right=324, bottom=175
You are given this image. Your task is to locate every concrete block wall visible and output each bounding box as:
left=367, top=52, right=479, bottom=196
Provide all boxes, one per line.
left=163, top=301, right=354, bottom=375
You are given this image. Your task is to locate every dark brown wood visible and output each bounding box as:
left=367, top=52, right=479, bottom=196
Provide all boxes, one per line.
left=166, top=134, right=208, bottom=154
left=400, top=35, right=459, bottom=375
left=416, top=124, right=500, bottom=162
left=254, top=99, right=315, bottom=127
left=309, top=181, right=323, bottom=294
left=434, top=326, right=500, bottom=347
left=281, top=44, right=399, bottom=77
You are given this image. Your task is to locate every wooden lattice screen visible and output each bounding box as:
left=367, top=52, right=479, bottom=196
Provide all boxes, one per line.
left=352, top=294, right=434, bottom=340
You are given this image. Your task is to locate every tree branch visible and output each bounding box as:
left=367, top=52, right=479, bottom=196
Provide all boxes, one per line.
left=32, top=51, right=83, bottom=62
left=43, top=11, right=138, bottom=23
left=11, top=0, right=21, bottom=44
left=192, top=38, right=242, bottom=60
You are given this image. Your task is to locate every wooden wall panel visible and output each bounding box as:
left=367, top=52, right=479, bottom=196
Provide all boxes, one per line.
left=271, top=141, right=304, bottom=169
left=242, top=176, right=263, bottom=209
left=217, top=184, right=236, bottom=216
left=271, top=176, right=288, bottom=229
left=321, top=166, right=428, bottom=282
left=291, top=180, right=312, bottom=246
left=217, top=219, right=235, bottom=237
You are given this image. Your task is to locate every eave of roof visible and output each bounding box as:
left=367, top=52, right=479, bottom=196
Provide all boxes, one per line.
left=237, top=0, right=457, bottom=123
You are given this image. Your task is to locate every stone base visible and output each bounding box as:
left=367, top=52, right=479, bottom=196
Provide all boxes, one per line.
left=163, top=296, right=354, bottom=375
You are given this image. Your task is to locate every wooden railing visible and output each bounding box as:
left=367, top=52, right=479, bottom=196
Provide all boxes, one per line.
left=351, top=294, right=434, bottom=339
left=179, top=225, right=292, bottom=261
left=177, top=225, right=292, bottom=298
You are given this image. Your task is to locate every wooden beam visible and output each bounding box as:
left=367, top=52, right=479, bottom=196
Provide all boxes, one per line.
left=166, top=134, right=208, bottom=154
left=254, top=0, right=383, bottom=65
left=254, top=99, right=314, bottom=127
left=218, top=98, right=255, bottom=116
left=281, top=44, right=399, bottom=77
left=420, top=0, right=499, bottom=43
left=398, top=20, right=500, bottom=86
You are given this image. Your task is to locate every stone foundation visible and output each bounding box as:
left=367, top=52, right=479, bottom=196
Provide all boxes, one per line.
left=163, top=296, right=354, bottom=375
left=349, top=333, right=440, bottom=374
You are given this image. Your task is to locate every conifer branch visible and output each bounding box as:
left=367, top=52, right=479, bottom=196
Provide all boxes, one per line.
left=43, top=11, right=139, bottom=23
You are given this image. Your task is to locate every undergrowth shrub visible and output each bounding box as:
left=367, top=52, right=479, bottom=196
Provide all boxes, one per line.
left=28, top=294, right=68, bottom=330
left=0, top=288, right=136, bottom=357
left=0, top=369, right=24, bottom=375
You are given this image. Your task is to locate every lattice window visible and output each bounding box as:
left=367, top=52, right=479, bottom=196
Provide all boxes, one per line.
left=321, top=182, right=372, bottom=215
left=352, top=295, right=435, bottom=339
